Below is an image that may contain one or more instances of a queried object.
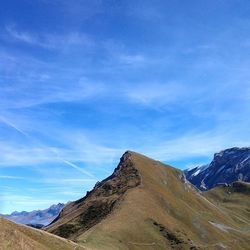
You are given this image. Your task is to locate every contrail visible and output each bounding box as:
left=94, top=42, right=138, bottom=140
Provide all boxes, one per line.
left=0, top=116, right=29, bottom=137
left=62, top=160, right=95, bottom=178
left=0, top=116, right=95, bottom=178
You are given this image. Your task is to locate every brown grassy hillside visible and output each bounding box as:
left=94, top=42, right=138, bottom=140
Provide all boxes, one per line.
left=0, top=217, right=85, bottom=250
left=46, top=151, right=250, bottom=250
left=204, top=182, right=250, bottom=229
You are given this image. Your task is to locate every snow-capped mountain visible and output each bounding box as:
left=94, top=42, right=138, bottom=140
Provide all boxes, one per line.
left=185, top=147, right=250, bottom=191
left=0, top=203, right=64, bottom=227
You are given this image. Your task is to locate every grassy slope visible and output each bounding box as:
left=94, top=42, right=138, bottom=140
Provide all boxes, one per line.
left=204, top=182, right=250, bottom=230
left=0, top=217, right=85, bottom=250
left=48, top=151, right=250, bottom=250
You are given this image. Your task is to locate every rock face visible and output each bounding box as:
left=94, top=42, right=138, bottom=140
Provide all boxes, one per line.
left=1, top=203, right=64, bottom=226
left=185, top=147, right=250, bottom=191
left=46, top=151, right=141, bottom=239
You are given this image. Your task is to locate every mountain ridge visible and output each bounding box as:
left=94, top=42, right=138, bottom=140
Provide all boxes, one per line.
left=185, top=147, right=250, bottom=190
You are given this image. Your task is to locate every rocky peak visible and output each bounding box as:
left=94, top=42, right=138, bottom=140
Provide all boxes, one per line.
left=185, top=147, right=250, bottom=191
left=46, top=151, right=141, bottom=239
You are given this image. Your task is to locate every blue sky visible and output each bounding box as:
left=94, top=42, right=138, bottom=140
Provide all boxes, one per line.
left=1, top=0, right=250, bottom=214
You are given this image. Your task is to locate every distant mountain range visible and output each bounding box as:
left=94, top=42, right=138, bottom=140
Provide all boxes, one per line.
left=185, top=147, right=250, bottom=190
left=0, top=203, right=64, bottom=227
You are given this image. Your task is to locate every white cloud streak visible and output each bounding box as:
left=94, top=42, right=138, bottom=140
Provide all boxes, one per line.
left=0, top=176, right=25, bottom=180
left=5, top=25, right=93, bottom=50
left=140, top=130, right=250, bottom=164
left=125, top=82, right=189, bottom=106
left=61, top=160, right=96, bottom=178
left=0, top=194, right=65, bottom=210
left=0, top=117, right=97, bottom=179
left=0, top=116, right=29, bottom=137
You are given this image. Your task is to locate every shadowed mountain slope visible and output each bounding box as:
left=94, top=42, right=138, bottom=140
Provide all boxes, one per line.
left=46, top=151, right=250, bottom=250
left=0, top=217, right=85, bottom=250
left=185, top=147, right=250, bottom=191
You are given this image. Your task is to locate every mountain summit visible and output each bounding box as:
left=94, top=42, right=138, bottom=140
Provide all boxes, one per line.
left=46, top=151, right=250, bottom=250
left=185, top=147, right=250, bottom=190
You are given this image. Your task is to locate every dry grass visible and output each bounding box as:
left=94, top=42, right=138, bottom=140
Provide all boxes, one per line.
left=0, top=217, right=85, bottom=250
left=204, top=182, right=250, bottom=228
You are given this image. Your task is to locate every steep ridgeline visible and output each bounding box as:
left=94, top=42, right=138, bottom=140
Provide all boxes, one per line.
left=46, top=152, right=141, bottom=239
left=46, top=151, right=250, bottom=250
left=185, top=147, right=250, bottom=191
left=1, top=203, right=64, bottom=227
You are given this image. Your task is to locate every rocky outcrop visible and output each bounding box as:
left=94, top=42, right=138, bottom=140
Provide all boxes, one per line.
left=46, top=151, right=141, bottom=239
left=185, top=147, right=250, bottom=190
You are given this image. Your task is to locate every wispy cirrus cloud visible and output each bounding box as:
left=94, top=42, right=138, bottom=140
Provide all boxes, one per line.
left=125, top=82, right=188, bottom=106
left=0, top=139, right=122, bottom=168
left=1, top=114, right=249, bottom=171
left=142, top=132, right=241, bottom=162
left=5, top=25, right=93, bottom=50
left=0, top=176, right=26, bottom=180
left=1, top=115, right=132, bottom=172
left=0, top=116, right=105, bottom=180
left=117, top=54, right=146, bottom=66
left=0, top=194, right=64, bottom=211
left=40, top=178, right=97, bottom=185
left=0, top=76, right=106, bottom=109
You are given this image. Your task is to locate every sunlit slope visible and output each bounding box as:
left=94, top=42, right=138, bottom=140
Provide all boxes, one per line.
left=0, top=217, right=85, bottom=250
left=47, top=151, right=250, bottom=250
left=204, top=181, right=250, bottom=228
